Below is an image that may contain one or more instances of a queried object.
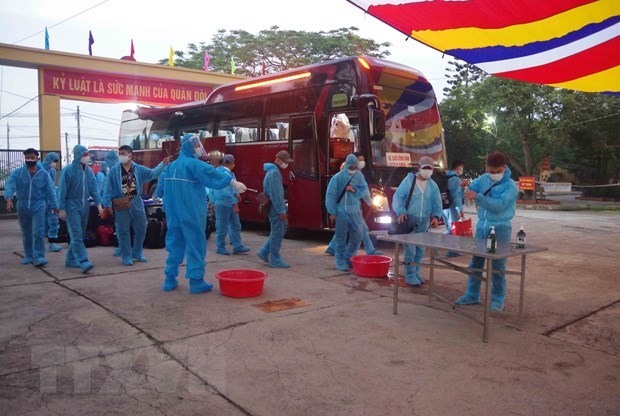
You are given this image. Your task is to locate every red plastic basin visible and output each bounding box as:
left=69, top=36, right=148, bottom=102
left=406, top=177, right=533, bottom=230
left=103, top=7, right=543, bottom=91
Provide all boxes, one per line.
left=351, top=255, right=393, bottom=278
left=215, top=269, right=268, bottom=298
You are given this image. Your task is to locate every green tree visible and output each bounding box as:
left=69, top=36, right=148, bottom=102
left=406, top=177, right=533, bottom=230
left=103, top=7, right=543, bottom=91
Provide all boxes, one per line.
left=160, top=26, right=391, bottom=76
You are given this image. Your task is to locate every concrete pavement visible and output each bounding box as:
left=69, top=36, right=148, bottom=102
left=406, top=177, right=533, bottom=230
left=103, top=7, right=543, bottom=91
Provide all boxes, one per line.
left=0, top=208, right=619, bottom=415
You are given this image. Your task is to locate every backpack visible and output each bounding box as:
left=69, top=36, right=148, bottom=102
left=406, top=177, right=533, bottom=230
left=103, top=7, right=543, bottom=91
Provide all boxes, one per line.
left=206, top=202, right=216, bottom=239
left=50, top=219, right=70, bottom=243
left=144, top=219, right=167, bottom=249
left=96, top=225, right=115, bottom=246
left=84, top=230, right=97, bottom=248
left=433, top=171, right=456, bottom=210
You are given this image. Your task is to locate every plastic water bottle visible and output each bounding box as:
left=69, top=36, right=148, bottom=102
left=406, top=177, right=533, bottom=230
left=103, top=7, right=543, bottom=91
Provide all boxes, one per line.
left=486, top=226, right=497, bottom=252
left=516, top=224, right=526, bottom=248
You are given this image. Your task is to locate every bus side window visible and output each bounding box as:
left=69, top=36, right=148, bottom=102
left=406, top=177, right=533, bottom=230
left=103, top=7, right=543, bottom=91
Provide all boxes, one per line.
left=266, top=118, right=288, bottom=141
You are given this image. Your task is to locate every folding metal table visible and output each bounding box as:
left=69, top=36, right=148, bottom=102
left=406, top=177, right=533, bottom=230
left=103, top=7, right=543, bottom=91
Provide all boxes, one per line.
left=377, top=233, right=548, bottom=342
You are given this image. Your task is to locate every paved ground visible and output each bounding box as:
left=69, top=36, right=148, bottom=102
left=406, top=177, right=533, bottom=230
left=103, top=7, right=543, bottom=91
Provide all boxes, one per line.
left=0, top=207, right=619, bottom=415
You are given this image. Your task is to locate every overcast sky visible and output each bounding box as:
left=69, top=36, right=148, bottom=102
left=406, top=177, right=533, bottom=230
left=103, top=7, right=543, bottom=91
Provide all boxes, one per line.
left=0, top=0, right=449, bottom=152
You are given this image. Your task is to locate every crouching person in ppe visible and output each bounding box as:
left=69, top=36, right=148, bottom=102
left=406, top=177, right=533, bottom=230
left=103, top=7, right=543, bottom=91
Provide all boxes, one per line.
left=57, top=145, right=103, bottom=273
left=161, top=134, right=247, bottom=294
left=256, top=150, right=293, bottom=268
left=393, top=156, right=443, bottom=286
left=4, top=148, right=58, bottom=266
left=103, top=145, right=171, bottom=266
left=41, top=151, right=63, bottom=252
left=325, top=154, right=369, bottom=271
left=455, top=152, right=518, bottom=311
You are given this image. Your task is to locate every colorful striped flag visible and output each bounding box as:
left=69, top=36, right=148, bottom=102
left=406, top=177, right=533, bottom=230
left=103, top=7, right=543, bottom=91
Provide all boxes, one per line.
left=44, top=27, right=49, bottom=50
left=88, top=31, right=94, bottom=55
left=169, top=46, right=175, bottom=67
left=347, top=0, right=620, bottom=94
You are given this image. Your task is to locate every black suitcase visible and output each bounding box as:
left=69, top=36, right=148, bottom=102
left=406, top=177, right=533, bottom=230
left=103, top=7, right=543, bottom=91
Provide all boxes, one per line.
left=144, top=219, right=167, bottom=249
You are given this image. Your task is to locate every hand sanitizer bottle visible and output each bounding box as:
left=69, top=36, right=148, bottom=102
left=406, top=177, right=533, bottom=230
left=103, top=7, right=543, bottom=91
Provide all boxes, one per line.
left=516, top=225, right=526, bottom=248
left=487, top=226, right=497, bottom=252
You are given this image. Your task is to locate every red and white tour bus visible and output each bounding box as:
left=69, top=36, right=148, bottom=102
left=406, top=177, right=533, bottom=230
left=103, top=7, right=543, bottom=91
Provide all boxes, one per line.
left=118, top=55, right=446, bottom=230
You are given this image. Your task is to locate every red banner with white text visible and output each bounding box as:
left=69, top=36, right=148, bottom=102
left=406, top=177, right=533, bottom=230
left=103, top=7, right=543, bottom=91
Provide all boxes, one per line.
left=42, top=67, right=214, bottom=106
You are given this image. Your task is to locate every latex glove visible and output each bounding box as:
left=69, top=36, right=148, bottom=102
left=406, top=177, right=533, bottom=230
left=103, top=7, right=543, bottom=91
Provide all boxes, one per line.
left=59, top=210, right=67, bottom=221
left=230, top=179, right=247, bottom=194
left=97, top=204, right=103, bottom=215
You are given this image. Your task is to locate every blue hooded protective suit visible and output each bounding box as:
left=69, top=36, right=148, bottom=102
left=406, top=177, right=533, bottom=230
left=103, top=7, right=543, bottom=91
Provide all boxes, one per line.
left=41, top=152, right=60, bottom=239
left=5, top=158, right=57, bottom=264
left=96, top=150, right=119, bottom=197
left=161, top=135, right=233, bottom=290
left=456, top=167, right=518, bottom=310
left=103, top=157, right=165, bottom=264
left=393, top=171, right=443, bottom=285
left=325, top=154, right=369, bottom=271
left=212, top=167, right=247, bottom=254
left=442, top=170, right=464, bottom=234
left=58, top=145, right=102, bottom=271
left=256, top=162, right=289, bottom=268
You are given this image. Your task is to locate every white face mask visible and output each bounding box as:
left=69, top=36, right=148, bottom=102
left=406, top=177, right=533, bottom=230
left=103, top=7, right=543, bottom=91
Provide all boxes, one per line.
left=50, top=162, right=57, bottom=169
left=119, top=155, right=130, bottom=164
left=358, top=161, right=366, bottom=170
left=419, top=169, right=432, bottom=179
left=80, top=156, right=91, bottom=165
left=279, top=162, right=289, bottom=170
left=348, top=169, right=356, bottom=176
left=489, top=172, right=504, bottom=182
left=455, top=167, right=463, bottom=176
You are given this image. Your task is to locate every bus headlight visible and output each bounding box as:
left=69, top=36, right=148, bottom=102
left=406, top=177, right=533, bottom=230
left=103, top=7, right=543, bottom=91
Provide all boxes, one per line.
left=371, top=189, right=390, bottom=212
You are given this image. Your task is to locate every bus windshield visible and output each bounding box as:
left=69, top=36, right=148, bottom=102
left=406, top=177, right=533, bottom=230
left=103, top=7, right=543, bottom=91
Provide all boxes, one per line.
left=370, top=73, right=444, bottom=168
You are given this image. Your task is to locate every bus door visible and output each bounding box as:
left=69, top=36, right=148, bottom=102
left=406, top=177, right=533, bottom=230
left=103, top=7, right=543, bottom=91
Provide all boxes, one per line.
left=286, top=114, right=322, bottom=229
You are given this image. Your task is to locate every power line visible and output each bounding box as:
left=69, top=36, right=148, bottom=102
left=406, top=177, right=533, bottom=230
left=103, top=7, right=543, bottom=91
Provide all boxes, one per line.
left=12, top=0, right=111, bottom=45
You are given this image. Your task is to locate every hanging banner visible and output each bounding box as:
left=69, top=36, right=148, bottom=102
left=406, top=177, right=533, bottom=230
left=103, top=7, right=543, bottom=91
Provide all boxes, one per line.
left=41, top=67, right=214, bottom=106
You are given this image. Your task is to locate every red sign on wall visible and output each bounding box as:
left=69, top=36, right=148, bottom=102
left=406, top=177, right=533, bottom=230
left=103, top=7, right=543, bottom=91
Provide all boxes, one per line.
left=42, top=67, right=214, bottom=106
left=518, top=177, right=536, bottom=191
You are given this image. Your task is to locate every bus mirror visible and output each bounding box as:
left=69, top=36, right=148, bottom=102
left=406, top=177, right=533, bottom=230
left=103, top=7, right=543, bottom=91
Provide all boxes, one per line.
left=369, top=108, right=385, bottom=141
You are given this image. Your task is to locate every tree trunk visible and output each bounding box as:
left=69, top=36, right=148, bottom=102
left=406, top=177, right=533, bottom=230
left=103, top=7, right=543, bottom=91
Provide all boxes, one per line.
left=520, top=131, right=533, bottom=176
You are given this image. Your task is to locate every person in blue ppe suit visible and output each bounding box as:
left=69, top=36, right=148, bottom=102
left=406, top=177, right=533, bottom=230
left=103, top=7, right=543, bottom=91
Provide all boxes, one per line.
left=442, top=159, right=465, bottom=257
left=96, top=150, right=119, bottom=198
left=58, top=144, right=103, bottom=273
left=393, top=156, right=443, bottom=285
left=5, top=148, right=58, bottom=266
left=325, top=154, right=369, bottom=271
left=325, top=152, right=382, bottom=257
left=161, top=134, right=247, bottom=294
left=95, top=150, right=122, bottom=257
left=256, top=150, right=293, bottom=268
left=41, top=152, right=63, bottom=252
left=213, top=154, right=250, bottom=255
left=455, top=151, right=518, bottom=311
left=103, top=145, right=170, bottom=266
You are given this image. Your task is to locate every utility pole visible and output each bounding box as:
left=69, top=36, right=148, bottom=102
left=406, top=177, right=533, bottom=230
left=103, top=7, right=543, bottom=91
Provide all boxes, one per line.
left=76, top=105, right=81, bottom=145
left=65, top=132, right=70, bottom=164
left=5, top=122, right=9, bottom=150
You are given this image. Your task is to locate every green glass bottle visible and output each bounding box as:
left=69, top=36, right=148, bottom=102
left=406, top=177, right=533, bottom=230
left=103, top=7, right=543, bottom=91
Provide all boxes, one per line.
left=486, top=226, right=497, bottom=252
